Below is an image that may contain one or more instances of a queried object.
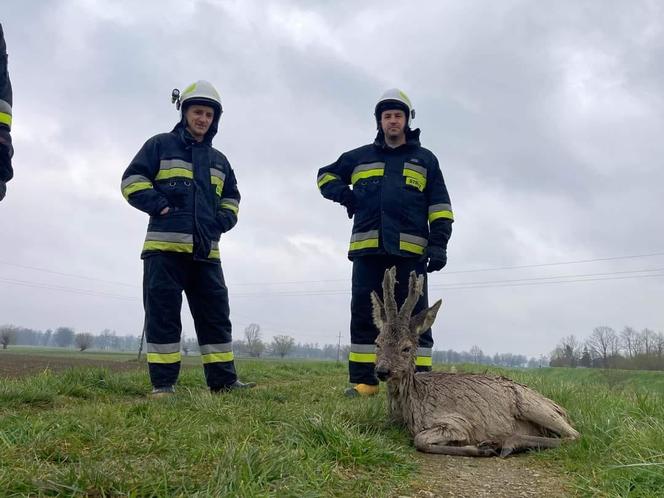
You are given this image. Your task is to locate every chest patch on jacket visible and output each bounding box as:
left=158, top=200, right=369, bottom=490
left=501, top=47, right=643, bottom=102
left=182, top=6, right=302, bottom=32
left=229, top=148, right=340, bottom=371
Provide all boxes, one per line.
left=403, top=162, right=427, bottom=192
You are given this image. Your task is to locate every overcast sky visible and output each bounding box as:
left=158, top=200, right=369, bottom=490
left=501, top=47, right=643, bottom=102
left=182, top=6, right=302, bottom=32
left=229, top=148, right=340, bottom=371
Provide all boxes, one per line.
left=1, top=0, right=663, bottom=357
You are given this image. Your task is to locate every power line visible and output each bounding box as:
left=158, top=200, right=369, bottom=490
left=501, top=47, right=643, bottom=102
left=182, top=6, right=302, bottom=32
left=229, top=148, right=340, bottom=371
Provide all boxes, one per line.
left=2, top=251, right=664, bottom=288
left=0, top=277, right=139, bottom=301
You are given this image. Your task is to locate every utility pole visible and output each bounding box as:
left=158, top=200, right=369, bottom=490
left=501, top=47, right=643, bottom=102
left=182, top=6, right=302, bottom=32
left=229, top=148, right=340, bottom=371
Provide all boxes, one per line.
left=336, top=331, right=342, bottom=364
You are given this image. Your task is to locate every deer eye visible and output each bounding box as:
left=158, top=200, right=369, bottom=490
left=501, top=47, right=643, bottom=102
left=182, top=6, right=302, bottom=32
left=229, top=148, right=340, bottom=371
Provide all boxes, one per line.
left=401, top=346, right=411, bottom=353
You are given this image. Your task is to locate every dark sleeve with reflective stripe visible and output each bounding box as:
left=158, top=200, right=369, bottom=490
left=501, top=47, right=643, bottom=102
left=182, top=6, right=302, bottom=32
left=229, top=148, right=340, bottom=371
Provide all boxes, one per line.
left=426, top=155, right=453, bottom=248
left=317, top=153, right=353, bottom=203
left=0, top=23, right=13, bottom=182
left=120, top=137, right=169, bottom=216
left=217, top=164, right=240, bottom=233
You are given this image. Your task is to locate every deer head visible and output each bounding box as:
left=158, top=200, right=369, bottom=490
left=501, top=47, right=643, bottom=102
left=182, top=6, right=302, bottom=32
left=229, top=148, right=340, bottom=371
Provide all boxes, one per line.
left=372, top=267, right=442, bottom=382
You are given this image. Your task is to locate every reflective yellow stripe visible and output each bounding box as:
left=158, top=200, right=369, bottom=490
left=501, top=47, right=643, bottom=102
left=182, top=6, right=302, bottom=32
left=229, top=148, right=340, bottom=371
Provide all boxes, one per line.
left=201, top=352, right=234, bottom=364
left=351, top=169, right=384, bottom=185
left=221, top=202, right=239, bottom=215
left=122, top=182, right=153, bottom=199
left=143, top=241, right=193, bottom=253
left=209, top=249, right=220, bottom=259
left=349, top=352, right=377, bottom=363
left=155, top=168, right=194, bottom=180
left=147, top=352, right=181, bottom=364
left=403, top=169, right=427, bottom=191
left=211, top=176, right=224, bottom=196
left=399, top=241, right=425, bottom=255
left=429, top=210, right=454, bottom=222
left=349, top=238, right=379, bottom=251
left=416, top=356, right=433, bottom=367
left=317, top=173, right=339, bottom=188
left=0, top=112, right=11, bottom=127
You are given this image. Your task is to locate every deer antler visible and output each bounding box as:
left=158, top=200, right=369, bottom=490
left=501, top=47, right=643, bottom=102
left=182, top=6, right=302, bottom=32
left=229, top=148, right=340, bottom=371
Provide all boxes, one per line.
left=399, top=271, right=423, bottom=320
left=382, top=267, right=398, bottom=320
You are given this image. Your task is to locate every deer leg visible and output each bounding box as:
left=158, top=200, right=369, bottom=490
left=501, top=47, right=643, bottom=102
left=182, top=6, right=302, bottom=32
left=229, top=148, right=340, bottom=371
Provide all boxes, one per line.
left=499, top=434, right=562, bottom=458
left=414, top=429, right=498, bottom=457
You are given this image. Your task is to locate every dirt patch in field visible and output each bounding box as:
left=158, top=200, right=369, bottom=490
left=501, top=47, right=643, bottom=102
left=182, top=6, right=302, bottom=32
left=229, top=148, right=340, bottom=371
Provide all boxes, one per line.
left=0, top=353, right=145, bottom=379
left=403, top=453, right=575, bottom=498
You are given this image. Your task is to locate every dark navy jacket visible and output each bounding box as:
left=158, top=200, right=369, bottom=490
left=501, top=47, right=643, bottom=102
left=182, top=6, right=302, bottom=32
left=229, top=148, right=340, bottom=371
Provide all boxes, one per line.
left=317, top=129, right=453, bottom=259
left=121, top=120, right=240, bottom=262
left=0, top=23, right=13, bottom=182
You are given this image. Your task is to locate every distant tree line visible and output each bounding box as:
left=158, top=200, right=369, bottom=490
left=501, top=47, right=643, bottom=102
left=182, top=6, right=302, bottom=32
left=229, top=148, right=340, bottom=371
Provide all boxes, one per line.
left=550, top=326, right=664, bottom=371
left=0, top=322, right=546, bottom=368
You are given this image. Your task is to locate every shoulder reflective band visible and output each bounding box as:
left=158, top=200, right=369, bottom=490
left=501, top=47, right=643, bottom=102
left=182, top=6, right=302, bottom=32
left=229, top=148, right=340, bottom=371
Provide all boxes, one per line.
left=156, top=159, right=194, bottom=180
left=121, top=175, right=153, bottom=199
left=351, top=162, right=385, bottom=185
left=399, top=233, right=427, bottom=255
left=349, top=230, right=379, bottom=252
left=428, top=203, right=454, bottom=222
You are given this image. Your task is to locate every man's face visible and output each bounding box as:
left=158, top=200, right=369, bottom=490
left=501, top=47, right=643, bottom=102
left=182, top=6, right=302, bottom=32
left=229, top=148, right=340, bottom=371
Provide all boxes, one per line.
left=184, top=104, right=215, bottom=141
left=380, top=109, right=407, bottom=141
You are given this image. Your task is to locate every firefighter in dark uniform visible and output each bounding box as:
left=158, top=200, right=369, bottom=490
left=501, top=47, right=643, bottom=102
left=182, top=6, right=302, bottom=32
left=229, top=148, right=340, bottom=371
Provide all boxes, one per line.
left=317, top=89, right=454, bottom=396
left=0, top=23, right=13, bottom=202
left=121, top=80, right=255, bottom=396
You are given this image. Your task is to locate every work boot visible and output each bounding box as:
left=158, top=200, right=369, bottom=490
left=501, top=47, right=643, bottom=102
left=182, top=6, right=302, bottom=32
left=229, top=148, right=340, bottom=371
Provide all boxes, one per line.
left=344, top=383, right=379, bottom=398
left=211, top=380, right=257, bottom=393
left=150, top=386, right=175, bottom=398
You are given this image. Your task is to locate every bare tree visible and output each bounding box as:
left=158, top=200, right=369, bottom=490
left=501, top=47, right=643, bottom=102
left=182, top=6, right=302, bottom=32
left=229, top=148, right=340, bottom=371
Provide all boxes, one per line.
left=469, top=345, right=483, bottom=364
left=552, top=335, right=581, bottom=367
left=271, top=335, right=295, bottom=358
left=586, top=326, right=618, bottom=368
left=74, top=332, right=94, bottom=352
left=0, top=324, right=18, bottom=349
left=244, top=323, right=265, bottom=358
left=639, top=328, right=656, bottom=356
left=620, top=326, right=639, bottom=359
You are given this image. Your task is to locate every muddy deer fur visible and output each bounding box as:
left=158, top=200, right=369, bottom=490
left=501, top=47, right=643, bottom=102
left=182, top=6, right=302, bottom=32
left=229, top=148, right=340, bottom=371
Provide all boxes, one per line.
left=371, top=267, right=580, bottom=457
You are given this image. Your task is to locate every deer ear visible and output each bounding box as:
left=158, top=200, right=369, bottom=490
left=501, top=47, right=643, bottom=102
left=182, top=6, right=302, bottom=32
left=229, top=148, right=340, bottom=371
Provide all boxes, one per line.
left=409, top=299, right=442, bottom=336
left=370, top=291, right=387, bottom=330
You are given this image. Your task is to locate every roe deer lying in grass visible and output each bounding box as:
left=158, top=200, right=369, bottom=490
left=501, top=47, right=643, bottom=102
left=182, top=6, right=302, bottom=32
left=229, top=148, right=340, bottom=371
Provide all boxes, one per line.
left=371, top=267, right=580, bottom=457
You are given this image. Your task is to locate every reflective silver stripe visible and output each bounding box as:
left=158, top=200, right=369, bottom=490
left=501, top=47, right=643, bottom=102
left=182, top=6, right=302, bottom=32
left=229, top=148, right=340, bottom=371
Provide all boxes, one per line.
left=351, top=230, right=379, bottom=242
left=0, top=99, right=11, bottom=116
left=404, top=163, right=427, bottom=176
left=399, top=233, right=428, bottom=247
left=147, top=342, right=181, bottom=354
left=210, top=168, right=226, bottom=181
left=160, top=159, right=192, bottom=171
left=352, top=162, right=385, bottom=175
left=317, top=172, right=339, bottom=183
left=417, top=347, right=432, bottom=357
left=199, top=342, right=233, bottom=354
left=121, top=175, right=152, bottom=190
left=429, top=203, right=452, bottom=214
left=145, top=232, right=193, bottom=243
left=350, top=344, right=376, bottom=353
left=220, top=198, right=239, bottom=208
left=211, top=240, right=219, bottom=251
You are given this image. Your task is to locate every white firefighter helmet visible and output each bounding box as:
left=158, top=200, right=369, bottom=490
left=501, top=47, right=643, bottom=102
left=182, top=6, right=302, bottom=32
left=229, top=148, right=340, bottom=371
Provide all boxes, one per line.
left=172, top=80, right=223, bottom=117
left=374, top=88, right=415, bottom=125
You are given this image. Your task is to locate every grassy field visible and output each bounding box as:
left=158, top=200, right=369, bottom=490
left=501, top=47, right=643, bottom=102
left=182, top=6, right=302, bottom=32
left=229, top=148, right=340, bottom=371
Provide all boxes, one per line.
left=1, top=351, right=663, bottom=497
